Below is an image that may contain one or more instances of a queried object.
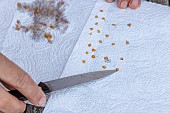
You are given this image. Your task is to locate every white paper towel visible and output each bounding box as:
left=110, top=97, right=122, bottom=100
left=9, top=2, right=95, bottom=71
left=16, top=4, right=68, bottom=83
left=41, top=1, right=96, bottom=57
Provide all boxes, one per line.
left=1, top=0, right=170, bottom=113
left=46, top=1, right=170, bottom=113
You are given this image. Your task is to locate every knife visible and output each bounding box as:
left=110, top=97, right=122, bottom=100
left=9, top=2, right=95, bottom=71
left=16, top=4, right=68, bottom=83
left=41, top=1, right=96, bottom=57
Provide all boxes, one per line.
left=9, top=69, right=116, bottom=101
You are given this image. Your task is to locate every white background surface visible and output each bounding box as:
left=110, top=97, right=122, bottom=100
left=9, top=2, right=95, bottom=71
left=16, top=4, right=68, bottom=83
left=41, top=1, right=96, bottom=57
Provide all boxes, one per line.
left=1, top=0, right=170, bottom=113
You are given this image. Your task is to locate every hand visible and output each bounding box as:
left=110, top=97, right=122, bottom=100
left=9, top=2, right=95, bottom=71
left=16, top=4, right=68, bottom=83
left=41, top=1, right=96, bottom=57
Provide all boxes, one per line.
left=0, top=53, right=46, bottom=113
left=106, top=0, right=141, bottom=9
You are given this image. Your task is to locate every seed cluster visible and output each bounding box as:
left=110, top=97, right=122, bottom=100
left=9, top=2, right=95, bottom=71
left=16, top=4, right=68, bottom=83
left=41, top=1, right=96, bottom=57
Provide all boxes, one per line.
left=81, top=9, right=132, bottom=71
left=15, top=0, right=69, bottom=44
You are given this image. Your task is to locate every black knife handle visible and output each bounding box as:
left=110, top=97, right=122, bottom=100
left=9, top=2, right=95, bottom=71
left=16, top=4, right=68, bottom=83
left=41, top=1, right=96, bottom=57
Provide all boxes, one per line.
left=8, top=82, right=51, bottom=101
left=24, top=104, right=45, bottom=113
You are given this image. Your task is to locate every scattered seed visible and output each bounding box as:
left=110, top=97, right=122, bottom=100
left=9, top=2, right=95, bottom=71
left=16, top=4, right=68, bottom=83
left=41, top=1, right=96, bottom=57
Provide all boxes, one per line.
left=112, top=43, right=115, bottom=46
left=88, top=44, right=91, bottom=47
left=95, top=22, right=98, bottom=25
left=90, top=28, right=93, bottom=30
left=17, top=2, right=21, bottom=6
left=104, top=56, right=109, bottom=61
left=92, top=48, right=96, bottom=52
left=112, top=24, right=116, bottom=26
left=36, top=27, right=41, bottom=31
left=126, top=41, right=129, bottom=45
left=86, top=51, right=89, bottom=54
left=82, top=60, right=86, bottom=63
left=102, top=66, right=107, bottom=69
left=97, top=30, right=101, bottom=33
left=100, top=10, right=104, bottom=12
left=106, top=34, right=109, bottom=38
left=120, top=57, right=124, bottom=60
left=24, top=5, right=30, bottom=9
left=95, top=15, right=98, bottom=18
left=99, top=40, right=102, bottom=43
left=116, top=68, right=119, bottom=71
left=44, top=33, right=52, bottom=39
left=17, top=20, right=20, bottom=24
left=91, top=55, right=95, bottom=58
left=48, top=39, right=52, bottom=44
left=50, top=25, right=54, bottom=29
left=101, top=17, right=106, bottom=21
left=15, top=27, right=20, bottom=31
left=127, top=23, right=132, bottom=27
left=30, top=25, right=33, bottom=29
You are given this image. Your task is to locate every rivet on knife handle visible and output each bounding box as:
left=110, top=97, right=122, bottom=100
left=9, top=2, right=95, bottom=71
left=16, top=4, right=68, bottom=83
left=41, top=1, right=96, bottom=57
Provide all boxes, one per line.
left=8, top=82, right=51, bottom=101
left=24, top=104, right=45, bottom=113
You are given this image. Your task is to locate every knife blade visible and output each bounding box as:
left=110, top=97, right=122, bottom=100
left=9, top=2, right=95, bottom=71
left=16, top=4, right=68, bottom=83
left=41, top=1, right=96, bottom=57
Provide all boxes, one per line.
left=9, top=69, right=116, bottom=101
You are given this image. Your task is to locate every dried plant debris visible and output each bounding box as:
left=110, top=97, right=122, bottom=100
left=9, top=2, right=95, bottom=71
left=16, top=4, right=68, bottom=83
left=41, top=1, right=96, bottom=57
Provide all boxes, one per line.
left=15, top=0, right=69, bottom=43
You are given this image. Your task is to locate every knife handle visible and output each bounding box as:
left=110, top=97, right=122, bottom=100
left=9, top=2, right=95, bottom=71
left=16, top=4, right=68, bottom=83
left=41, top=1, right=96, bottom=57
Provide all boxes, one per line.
left=8, top=82, right=51, bottom=101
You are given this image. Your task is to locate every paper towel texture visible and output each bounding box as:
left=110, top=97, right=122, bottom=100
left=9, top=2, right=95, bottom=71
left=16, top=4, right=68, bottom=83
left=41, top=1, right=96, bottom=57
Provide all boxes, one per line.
left=1, top=0, right=170, bottom=113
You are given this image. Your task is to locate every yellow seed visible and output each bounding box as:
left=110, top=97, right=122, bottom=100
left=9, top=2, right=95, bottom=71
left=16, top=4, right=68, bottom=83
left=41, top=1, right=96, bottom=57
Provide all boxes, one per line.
left=88, top=44, right=91, bottom=47
left=100, top=10, right=104, bottom=12
left=127, top=23, right=132, bottom=27
left=17, top=2, right=21, bottom=6
left=36, top=27, right=41, bottom=31
left=101, top=17, right=106, bottom=21
left=17, top=20, right=20, bottom=24
left=92, top=48, right=96, bottom=52
left=95, top=22, right=98, bottom=25
left=82, top=60, right=86, bottom=63
left=91, top=55, right=95, bottom=58
left=15, top=27, right=20, bottom=31
left=104, top=56, right=109, bottom=61
left=95, top=15, right=98, bottom=18
left=106, top=34, right=109, bottom=38
left=50, top=25, right=54, bottom=29
left=112, top=24, right=116, bottom=26
left=112, top=43, right=115, bottom=46
left=126, top=41, right=129, bottom=45
left=116, top=68, right=119, bottom=71
left=120, top=58, right=124, bottom=60
left=86, top=51, right=89, bottom=54
left=90, top=28, right=93, bottom=30
left=102, top=66, right=107, bottom=69
left=99, top=40, right=102, bottom=43
left=97, top=30, right=100, bottom=33
left=24, top=5, right=30, bottom=9
left=48, top=40, right=53, bottom=44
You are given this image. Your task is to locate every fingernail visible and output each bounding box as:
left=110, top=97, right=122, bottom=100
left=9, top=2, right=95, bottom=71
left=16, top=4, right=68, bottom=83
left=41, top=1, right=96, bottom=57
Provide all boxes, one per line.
left=38, top=96, right=46, bottom=106
left=121, top=1, right=128, bottom=8
left=106, top=0, right=114, bottom=3
left=132, top=0, right=139, bottom=6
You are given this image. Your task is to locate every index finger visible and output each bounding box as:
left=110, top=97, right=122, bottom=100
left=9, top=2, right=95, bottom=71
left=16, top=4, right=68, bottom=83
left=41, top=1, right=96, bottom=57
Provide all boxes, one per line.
left=0, top=53, right=46, bottom=106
